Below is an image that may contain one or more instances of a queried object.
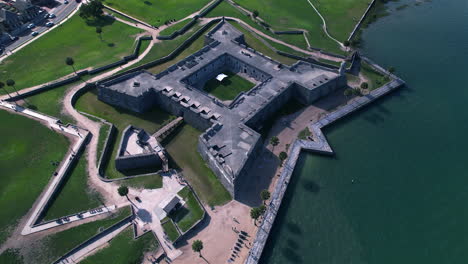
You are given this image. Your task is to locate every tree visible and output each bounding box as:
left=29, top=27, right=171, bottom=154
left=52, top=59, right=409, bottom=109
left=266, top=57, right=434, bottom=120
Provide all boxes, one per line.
left=79, top=0, right=104, bottom=20
left=117, top=185, right=129, bottom=200
left=6, top=79, right=20, bottom=97
left=192, top=240, right=204, bottom=257
left=360, top=82, right=369, bottom=89
left=250, top=207, right=261, bottom=226
left=270, top=136, right=279, bottom=150
left=279, top=151, right=288, bottom=162
left=252, top=10, right=259, bottom=18
left=259, top=205, right=266, bottom=215
left=353, top=88, right=361, bottom=96
left=65, top=57, right=77, bottom=75
left=96, top=26, right=102, bottom=40
left=0, top=81, right=12, bottom=99
left=260, top=189, right=270, bottom=205
left=343, top=40, right=350, bottom=47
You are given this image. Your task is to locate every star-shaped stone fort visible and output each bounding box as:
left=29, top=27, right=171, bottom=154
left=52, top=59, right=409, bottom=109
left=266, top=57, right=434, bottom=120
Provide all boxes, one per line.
left=98, top=20, right=347, bottom=198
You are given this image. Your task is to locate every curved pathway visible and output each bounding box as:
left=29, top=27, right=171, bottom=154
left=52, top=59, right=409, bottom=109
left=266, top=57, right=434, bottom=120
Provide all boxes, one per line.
left=305, top=0, right=343, bottom=47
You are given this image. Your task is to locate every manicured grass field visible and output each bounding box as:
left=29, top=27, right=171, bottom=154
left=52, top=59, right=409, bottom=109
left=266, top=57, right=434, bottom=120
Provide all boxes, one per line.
left=314, top=0, right=372, bottom=41
left=170, top=187, right=204, bottom=232
left=81, top=227, right=158, bottom=264
left=162, top=219, right=180, bottom=242
left=0, top=110, right=69, bottom=244
left=41, top=154, right=103, bottom=222
left=0, top=249, right=23, bottom=264
left=30, top=207, right=131, bottom=264
left=124, top=174, right=163, bottom=189
left=75, top=89, right=175, bottom=180
left=102, top=0, right=211, bottom=26
left=163, top=124, right=231, bottom=206
left=0, top=15, right=142, bottom=93
left=230, top=0, right=344, bottom=53
left=204, top=71, right=255, bottom=101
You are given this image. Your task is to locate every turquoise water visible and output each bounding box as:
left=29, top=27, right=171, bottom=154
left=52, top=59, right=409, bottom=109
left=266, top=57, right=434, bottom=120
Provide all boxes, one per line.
left=260, top=1, right=468, bottom=263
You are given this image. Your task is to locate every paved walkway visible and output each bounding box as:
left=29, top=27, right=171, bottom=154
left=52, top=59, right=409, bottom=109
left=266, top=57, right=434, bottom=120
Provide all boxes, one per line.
left=305, top=0, right=343, bottom=47
left=131, top=172, right=185, bottom=261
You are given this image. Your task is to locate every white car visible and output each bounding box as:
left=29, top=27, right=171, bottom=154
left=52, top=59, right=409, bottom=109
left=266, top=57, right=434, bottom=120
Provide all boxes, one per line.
left=64, top=0, right=69, bottom=3
left=27, top=23, right=35, bottom=29
left=48, top=13, right=56, bottom=18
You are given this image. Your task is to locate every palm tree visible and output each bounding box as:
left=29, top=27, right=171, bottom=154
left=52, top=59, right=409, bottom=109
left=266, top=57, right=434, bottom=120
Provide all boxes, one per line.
left=0, top=81, right=12, bottom=99
left=250, top=207, right=261, bottom=226
left=270, top=136, right=279, bottom=150
left=65, top=57, right=77, bottom=75
left=117, top=185, right=129, bottom=201
left=260, top=189, right=271, bottom=205
left=192, top=240, right=204, bottom=257
left=96, top=26, right=102, bottom=41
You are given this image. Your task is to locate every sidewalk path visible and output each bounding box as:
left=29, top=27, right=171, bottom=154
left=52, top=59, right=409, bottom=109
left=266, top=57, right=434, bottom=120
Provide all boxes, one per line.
left=305, top=0, right=343, bottom=47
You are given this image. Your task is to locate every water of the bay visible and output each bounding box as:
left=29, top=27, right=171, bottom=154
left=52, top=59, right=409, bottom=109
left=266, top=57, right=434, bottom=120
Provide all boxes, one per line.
left=260, top=1, right=468, bottom=263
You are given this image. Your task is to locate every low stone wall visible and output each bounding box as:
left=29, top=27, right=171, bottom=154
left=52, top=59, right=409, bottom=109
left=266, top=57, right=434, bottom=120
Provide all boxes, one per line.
left=347, top=0, right=378, bottom=41
left=245, top=63, right=405, bottom=264
left=273, top=30, right=304, bottom=35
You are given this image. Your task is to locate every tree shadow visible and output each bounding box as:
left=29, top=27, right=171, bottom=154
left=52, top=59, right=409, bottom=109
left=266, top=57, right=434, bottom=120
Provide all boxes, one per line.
left=84, top=15, right=116, bottom=28
left=144, top=1, right=153, bottom=5
left=107, top=43, right=115, bottom=47
left=136, top=208, right=152, bottom=223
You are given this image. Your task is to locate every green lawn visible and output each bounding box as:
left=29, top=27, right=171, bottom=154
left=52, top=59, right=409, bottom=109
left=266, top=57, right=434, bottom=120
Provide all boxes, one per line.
left=170, top=187, right=204, bottom=232
left=124, top=174, right=163, bottom=189
left=231, top=0, right=344, bottom=53
left=361, top=62, right=391, bottom=90
left=314, top=0, right=372, bottom=41
left=163, top=124, right=231, bottom=206
left=204, top=71, right=255, bottom=101
left=230, top=22, right=302, bottom=65
left=0, top=249, right=23, bottom=264
left=102, top=0, right=211, bottom=26
left=41, top=154, right=103, bottom=222
left=30, top=207, right=131, bottom=264
left=0, top=110, right=69, bottom=244
left=160, top=19, right=192, bottom=36
left=298, top=127, right=312, bottom=140
left=162, top=219, right=180, bottom=242
left=81, top=227, right=158, bottom=264
left=0, top=15, right=142, bottom=93
left=75, top=89, right=175, bottom=179
left=97, top=123, right=112, bottom=163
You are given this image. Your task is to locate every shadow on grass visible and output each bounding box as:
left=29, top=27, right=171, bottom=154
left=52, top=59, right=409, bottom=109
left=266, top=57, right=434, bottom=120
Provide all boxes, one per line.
left=84, top=15, right=116, bottom=28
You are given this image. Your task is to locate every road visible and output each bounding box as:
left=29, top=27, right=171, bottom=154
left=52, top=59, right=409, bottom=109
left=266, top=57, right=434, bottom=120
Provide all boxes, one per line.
left=0, top=0, right=79, bottom=59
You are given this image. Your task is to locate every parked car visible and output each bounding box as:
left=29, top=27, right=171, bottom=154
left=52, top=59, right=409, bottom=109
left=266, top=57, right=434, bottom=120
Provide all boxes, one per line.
left=64, top=0, right=69, bottom=3
left=48, top=13, right=56, bottom=18
left=46, top=22, right=54, bottom=27
left=31, top=31, right=39, bottom=36
left=27, top=23, right=35, bottom=29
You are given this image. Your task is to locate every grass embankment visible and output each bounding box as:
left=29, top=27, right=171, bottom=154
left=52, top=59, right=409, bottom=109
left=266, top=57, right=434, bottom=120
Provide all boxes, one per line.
left=159, top=19, right=192, bottom=36
left=298, top=127, right=312, bottom=140
left=204, top=71, right=255, bottom=101
left=170, top=187, right=204, bottom=232
left=133, top=23, right=205, bottom=71
left=0, top=249, right=23, bottom=264
left=162, top=219, right=180, bottom=242
left=81, top=227, right=158, bottom=264
left=0, top=111, right=69, bottom=244
left=163, top=124, right=231, bottom=206
left=0, top=15, right=142, bottom=93
left=75, top=89, right=174, bottom=180
left=102, top=0, right=211, bottom=26
left=208, top=0, right=343, bottom=54
left=31, top=207, right=131, bottom=264
left=41, top=154, right=103, bottom=221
